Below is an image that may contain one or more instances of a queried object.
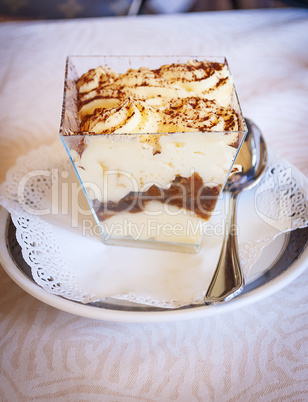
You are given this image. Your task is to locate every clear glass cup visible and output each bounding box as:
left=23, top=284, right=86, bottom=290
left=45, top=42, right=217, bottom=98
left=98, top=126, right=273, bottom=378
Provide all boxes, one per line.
left=60, top=56, right=247, bottom=253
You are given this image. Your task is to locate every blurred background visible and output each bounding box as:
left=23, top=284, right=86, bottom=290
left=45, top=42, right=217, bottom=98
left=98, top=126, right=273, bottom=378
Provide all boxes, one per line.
left=0, top=0, right=307, bottom=21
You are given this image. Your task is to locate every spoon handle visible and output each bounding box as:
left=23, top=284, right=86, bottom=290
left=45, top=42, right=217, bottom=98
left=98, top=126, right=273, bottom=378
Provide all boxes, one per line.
left=204, top=192, right=244, bottom=304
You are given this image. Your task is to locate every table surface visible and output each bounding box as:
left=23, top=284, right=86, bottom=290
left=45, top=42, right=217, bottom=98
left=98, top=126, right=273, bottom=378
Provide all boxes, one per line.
left=0, top=8, right=308, bottom=401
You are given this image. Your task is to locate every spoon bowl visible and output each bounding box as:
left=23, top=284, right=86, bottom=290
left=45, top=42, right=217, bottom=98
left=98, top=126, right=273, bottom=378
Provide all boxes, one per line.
left=226, top=119, right=268, bottom=194
left=204, top=118, right=268, bottom=304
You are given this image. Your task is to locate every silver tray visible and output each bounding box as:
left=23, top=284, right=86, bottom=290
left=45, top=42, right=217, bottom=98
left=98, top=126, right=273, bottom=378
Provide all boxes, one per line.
left=1, top=209, right=308, bottom=322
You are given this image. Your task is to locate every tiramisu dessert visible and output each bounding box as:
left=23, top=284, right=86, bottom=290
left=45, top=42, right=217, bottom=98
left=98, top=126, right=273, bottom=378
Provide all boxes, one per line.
left=60, top=56, right=247, bottom=252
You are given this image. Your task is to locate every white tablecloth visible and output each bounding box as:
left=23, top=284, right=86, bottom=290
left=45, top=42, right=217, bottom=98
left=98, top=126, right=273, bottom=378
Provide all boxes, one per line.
left=0, top=8, right=308, bottom=401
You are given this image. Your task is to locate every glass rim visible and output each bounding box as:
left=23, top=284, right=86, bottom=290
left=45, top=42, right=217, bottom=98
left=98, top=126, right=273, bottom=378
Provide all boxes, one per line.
left=60, top=129, right=247, bottom=136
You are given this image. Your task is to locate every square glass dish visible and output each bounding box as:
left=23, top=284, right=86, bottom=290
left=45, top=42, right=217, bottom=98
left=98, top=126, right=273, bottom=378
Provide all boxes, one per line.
left=60, top=56, right=247, bottom=253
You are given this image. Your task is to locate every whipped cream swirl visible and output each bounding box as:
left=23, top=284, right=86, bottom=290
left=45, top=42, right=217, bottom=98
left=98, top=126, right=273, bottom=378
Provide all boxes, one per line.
left=76, top=60, right=239, bottom=134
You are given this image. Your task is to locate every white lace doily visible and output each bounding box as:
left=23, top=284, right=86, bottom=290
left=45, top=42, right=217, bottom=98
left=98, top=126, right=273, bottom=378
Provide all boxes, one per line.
left=0, top=140, right=307, bottom=308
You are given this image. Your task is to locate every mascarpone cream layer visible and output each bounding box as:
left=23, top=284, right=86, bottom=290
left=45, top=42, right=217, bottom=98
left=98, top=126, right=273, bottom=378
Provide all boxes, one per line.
left=71, top=132, right=239, bottom=204
left=101, top=201, right=206, bottom=245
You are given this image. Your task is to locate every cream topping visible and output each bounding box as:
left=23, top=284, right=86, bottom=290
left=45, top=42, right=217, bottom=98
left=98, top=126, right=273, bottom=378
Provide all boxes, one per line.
left=76, top=60, right=239, bottom=134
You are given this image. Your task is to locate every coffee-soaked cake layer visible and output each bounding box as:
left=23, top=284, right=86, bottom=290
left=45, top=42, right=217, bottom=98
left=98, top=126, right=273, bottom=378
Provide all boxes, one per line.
left=93, top=173, right=221, bottom=221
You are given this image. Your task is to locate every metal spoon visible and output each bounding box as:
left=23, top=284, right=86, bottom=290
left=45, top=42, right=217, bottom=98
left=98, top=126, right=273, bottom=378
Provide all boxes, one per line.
left=204, top=118, right=268, bottom=304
